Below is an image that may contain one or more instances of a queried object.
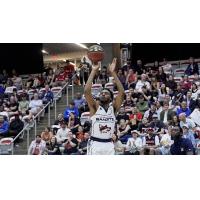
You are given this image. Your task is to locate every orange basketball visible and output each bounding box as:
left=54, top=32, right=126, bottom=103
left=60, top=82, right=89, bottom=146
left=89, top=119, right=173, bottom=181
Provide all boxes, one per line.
left=87, top=45, right=104, bottom=64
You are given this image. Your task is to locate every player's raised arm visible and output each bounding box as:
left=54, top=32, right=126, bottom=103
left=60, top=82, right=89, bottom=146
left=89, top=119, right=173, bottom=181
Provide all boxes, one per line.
left=109, top=58, right=125, bottom=114
left=84, top=62, right=100, bottom=116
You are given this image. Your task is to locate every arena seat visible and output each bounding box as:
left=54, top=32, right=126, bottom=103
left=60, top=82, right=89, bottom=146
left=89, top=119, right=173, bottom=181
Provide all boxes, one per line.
left=80, top=112, right=91, bottom=126
left=51, top=86, right=62, bottom=100
left=91, top=84, right=103, bottom=97
left=5, top=86, right=17, bottom=94
left=105, top=82, right=114, bottom=92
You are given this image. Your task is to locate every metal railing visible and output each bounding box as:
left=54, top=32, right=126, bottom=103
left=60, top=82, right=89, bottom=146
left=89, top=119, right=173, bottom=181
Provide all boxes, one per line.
left=11, top=73, right=77, bottom=155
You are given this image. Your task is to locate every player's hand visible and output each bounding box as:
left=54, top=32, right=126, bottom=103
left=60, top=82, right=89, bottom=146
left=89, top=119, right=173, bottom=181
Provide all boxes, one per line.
left=108, top=58, right=117, bottom=74
left=92, top=62, right=101, bottom=72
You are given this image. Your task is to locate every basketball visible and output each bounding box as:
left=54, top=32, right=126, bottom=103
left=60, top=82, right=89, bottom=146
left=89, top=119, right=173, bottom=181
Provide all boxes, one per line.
left=87, top=45, right=105, bottom=64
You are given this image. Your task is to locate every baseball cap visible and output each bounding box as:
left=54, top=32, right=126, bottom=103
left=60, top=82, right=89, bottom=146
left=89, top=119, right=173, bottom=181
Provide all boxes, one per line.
left=182, top=124, right=189, bottom=129
left=131, top=130, right=140, bottom=135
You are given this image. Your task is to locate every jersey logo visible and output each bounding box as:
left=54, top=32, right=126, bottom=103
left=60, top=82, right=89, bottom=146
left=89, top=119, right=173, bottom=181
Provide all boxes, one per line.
left=99, top=124, right=111, bottom=133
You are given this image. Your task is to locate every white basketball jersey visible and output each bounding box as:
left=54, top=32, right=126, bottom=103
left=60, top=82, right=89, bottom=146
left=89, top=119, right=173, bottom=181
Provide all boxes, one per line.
left=90, top=104, right=116, bottom=139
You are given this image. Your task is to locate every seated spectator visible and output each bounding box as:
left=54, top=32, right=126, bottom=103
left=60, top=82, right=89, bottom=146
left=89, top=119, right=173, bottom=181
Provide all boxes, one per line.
left=0, top=115, right=9, bottom=136
left=41, top=127, right=53, bottom=145
left=170, top=126, right=194, bottom=155
left=56, top=121, right=70, bottom=144
left=161, top=58, right=172, bottom=75
left=156, top=66, right=167, bottom=83
left=116, top=106, right=129, bottom=124
left=8, top=114, right=24, bottom=139
left=117, top=119, right=131, bottom=144
left=63, top=131, right=78, bottom=155
left=78, top=132, right=90, bottom=155
left=64, top=60, right=75, bottom=79
left=183, top=91, right=196, bottom=112
left=12, top=74, right=23, bottom=90
left=29, top=93, right=44, bottom=116
left=124, top=130, right=143, bottom=155
left=125, top=69, right=137, bottom=89
left=182, top=124, right=196, bottom=150
left=0, top=105, right=9, bottom=120
left=191, top=82, right=200, bottom=100
left=54, top=66, right=68, bottom=86
left=54, top=113, right=64, bottom=126
left=64, top=101, right=79, bottom=122
left=41, top=85, right=54, bottom=104
left=169, top=115, right=180, bottom=127
left=185, top=57, right=199, bottom=76
left=129, top=106, right=143, bottom=130
left=149, top=114, right=165, bottom=135
left=117, top=69, right=126, bottom=88
left=143, top=102, right=157, bottom=123
left=140, top=85, right=152, bottom=102
left=28, top=135, right=46, bottom=155
left=46, top=136, right=61, bottom=155
left=158, top=126, right=173, bottom=155
left=112, top=133, right=124, bottom=155
left=179, top=113, right=196, bottom=130
left=5, top=95, right=19, bottom=117
left=179, top=75, right=192, bottom=92
left=176, top=101, right=191, bottom=117
left=46, top=68, right=55, bottom=86
left=155, top=101, right=163, bottom=120
left=136, top=95, right=149, bottom=115
left=97, top=69, right=109, bottom=87
left=138, top=117, right=150, bottom=134
left=142, top=127, right=160, bottom=155
left=73, top=92, right=86, bottom=116
left=173, top=84, right=185, bottom=103
left=158, top=83, right=169, bottom=102
left=160, top=102, right=176, bottom=125
left=134, top=59, right=144, bottom=75
left=166, top=75, right=177, bottom=90
left=124, top=95, right=135, bottom=113
left=18, top=94, right=29, bottom=116
left=135, top=74, right=151, bottom=91
left=67, top=112, right=80, bottom=134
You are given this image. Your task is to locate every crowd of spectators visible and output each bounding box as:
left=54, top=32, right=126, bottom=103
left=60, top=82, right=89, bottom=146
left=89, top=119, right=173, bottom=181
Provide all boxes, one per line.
left=27, top=56, right=200, bottom=155
left=0, top=60, right=75, bottom=147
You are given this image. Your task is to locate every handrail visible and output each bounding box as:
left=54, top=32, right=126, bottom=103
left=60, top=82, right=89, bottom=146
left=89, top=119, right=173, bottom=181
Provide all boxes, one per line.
left=11, top=72, right=77, bottom=153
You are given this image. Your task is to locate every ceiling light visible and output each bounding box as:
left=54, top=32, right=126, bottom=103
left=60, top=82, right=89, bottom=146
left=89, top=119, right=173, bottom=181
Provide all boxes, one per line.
left=75, top=43, right=88, bottom=49
left=42, top=49, right=48, bottom=54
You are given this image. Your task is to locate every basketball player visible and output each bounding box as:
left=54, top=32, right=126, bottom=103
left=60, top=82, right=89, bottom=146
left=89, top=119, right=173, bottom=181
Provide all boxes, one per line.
left=84, top=58, right=125, bottom=155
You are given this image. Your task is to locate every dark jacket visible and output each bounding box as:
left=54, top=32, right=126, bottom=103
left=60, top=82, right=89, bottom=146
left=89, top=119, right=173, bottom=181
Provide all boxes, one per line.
left=160, top=109, right=176, bottom=123
left=185, top=63, right=199, bottom=75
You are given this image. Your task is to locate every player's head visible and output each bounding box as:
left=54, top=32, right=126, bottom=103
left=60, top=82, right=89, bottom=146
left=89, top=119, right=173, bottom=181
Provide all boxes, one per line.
left=99, top=88, right=113, bottom=104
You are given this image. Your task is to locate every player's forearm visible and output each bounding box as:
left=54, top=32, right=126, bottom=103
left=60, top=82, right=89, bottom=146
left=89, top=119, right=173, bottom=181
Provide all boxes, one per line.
left=84, top=70, right=97, bottom=93
left=111, top=72, right=124, bottom=94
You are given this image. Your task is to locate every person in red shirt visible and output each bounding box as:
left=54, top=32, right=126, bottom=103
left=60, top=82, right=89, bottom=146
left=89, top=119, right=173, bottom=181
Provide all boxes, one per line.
left=125, top=69, right=137, bottom=89
left=55, top=66, right=68, bottom=86
left=129, top=106, right=143, bottom=130
left=64, top=60, right=75, bottom=79
left=180, top=75, right=192, bottom=92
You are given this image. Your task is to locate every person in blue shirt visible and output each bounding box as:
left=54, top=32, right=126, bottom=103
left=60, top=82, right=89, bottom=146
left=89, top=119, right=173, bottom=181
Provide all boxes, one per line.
left=182, top=124, right=196, bottom=149
left=41, top=85, right=54, bottom=104
left=64, top=101, right=79, bottom=122
left=176, top=101, right=191, bottom=117
left=0, top=115, right=9, bottom=136
left=170, top=126, right=194, bottom=155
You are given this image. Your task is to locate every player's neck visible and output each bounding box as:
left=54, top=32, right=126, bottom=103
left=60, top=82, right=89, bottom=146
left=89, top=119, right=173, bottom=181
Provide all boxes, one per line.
left=100, top=103, right=110, bottom=112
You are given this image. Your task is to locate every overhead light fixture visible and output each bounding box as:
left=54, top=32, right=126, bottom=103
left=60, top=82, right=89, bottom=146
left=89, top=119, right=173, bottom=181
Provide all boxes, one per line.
left=75, top=43, right=88, bottom=49
left=42, top=49, right=49, bottom=54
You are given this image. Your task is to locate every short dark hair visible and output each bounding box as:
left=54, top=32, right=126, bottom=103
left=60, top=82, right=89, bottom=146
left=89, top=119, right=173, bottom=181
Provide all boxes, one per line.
left=103, top=88, right=113, bottom=101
